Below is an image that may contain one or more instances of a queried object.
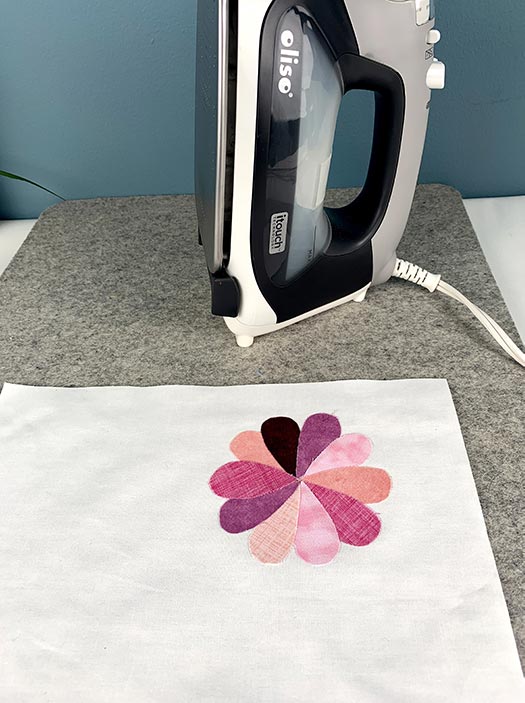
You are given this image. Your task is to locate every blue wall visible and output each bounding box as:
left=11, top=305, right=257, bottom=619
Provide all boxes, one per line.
left=1, top=1, right=524, bottom=219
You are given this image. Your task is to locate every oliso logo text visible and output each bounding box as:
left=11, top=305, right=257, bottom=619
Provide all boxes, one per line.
left=278, top=29, right=300, bottom=97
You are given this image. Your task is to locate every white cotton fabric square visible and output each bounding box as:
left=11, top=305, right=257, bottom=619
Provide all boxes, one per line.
left=0, top=379, right=523, bottom=702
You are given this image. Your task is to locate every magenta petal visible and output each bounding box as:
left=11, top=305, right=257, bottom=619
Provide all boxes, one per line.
left=210, top=461, right=295, bottom=499
left=219, top=483, right=299, bottom=534
left=296, top=413, right=342, bottom=477
left=307, top=483, right=382, bottom=546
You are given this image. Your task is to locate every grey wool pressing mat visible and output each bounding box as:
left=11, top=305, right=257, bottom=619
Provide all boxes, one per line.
left=0, top=184, right=524, bottom=664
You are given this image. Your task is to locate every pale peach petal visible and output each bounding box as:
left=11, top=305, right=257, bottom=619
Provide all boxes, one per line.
left=249, top=490, right=300, bottom=564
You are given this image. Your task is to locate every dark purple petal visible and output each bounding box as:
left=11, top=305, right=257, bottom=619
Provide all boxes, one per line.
left=295, top=413, right=341, bottom=477
left=261, top=417, right=300, bottom=476
left=219, top=483, right=299, bottom=534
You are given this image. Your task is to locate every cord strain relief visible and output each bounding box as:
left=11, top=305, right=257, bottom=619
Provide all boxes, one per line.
left=393, top=258, right=441, bottom=293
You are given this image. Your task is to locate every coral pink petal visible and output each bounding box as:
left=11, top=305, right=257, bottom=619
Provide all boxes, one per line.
left=210, top=461, right=296, bottom=499
left=230, top=431, right=282, bottom=470
left=249, top=490, right=300, bottom=564
left=305, top=466, right=391, bottom=503
left=305, top=434, right=373, bottom=476
left=294, top=484, right=340, bottom=565
left=296, top=413, right=341, bottom=477
left=307, top=484, right=381, bottom=547
left=220, top=483, right=299, bottom=534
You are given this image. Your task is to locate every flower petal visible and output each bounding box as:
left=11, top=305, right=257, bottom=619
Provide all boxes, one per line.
left=294, top=484, right=340, bottom=565
left=307, top=483, right=381, bottom=546
left=261, top=417, right=300, bottom=476
left=249, top=489, right=300, bottom=564
left=305, top=434, right=372, bottom=476
left=230, top=431, right=283, bottom=470
left=210, top=461, right=295, bottom=499
left=220, top=483, right=299, bottom=534
left=305, top=466, right=391, bottom=503
left=295, top=413, right=341, bottom=477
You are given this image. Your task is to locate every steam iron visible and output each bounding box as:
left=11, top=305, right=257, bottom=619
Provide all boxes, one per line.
left=195, top=0, right=445, bottom=347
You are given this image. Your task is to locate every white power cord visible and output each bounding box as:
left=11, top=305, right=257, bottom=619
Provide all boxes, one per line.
left=392, top=258, right=525, bottom=369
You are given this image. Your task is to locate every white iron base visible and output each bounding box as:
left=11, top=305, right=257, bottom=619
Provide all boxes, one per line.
left=225, top=284, right=371, bottom=347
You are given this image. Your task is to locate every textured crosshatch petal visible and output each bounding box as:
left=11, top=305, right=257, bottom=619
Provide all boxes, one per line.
left=305, top=433, right=373, bottom=476
left=296, top=413, right=342, bottom=477
left=249, top=490, right=300, bottom=564
left=210, top=461, right=296, bottom=499
left=307, top=484, right=382, bottom=547
left=219, top=483, right=299, bottom=534
left=261, top=417, right=301, bottom=475
left=305, top=466, right=391, bottom=503
left=294, top=484, right=340, bottom=565
left=230, top=431, right=283, bottom=470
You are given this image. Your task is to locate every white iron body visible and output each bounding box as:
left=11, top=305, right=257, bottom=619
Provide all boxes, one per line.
left=197, top=0, right=445, bottom=346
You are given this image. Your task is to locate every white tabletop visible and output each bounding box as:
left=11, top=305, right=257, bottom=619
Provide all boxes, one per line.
left=464, top=196, right=525, bottom=343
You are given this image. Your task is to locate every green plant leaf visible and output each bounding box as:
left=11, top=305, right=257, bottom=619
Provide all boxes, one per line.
left=0, top=170, right=65, bottom=201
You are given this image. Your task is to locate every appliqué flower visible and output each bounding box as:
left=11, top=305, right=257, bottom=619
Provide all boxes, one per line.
left=209, top=414, right=391, bottom=565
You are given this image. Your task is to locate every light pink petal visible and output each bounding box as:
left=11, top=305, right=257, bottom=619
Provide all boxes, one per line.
left=210, top=461, right=296, bottom=499
left=305, top=466, right=391, bottom=503
left=305, top=434, right=373, bottom=476
left=307, top=483, right=382, bottom=547
left=230, top=431, right=283, bottom=470
left=294, top=484, right=340, bottom=565
left=249, top=490, right=300, bottom=564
